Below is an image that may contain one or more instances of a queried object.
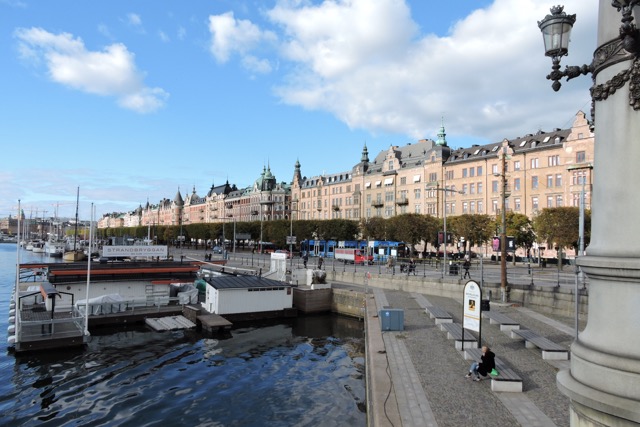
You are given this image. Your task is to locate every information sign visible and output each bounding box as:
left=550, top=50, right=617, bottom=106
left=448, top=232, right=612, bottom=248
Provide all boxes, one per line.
left=463, top=280, right=482, bottom=332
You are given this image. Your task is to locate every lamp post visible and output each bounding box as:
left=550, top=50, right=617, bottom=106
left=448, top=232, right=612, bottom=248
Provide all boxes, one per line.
left=289, top=198, right=297, bottom=273
left=428, top=184, right=464, bottom=279
left=494, top=147, right=509, bottom=302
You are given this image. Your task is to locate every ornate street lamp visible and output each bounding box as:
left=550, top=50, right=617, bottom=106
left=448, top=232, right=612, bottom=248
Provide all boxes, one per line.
left=538, top=4, right=640, bottom=111
left=537, top=6, right=589, bottom=92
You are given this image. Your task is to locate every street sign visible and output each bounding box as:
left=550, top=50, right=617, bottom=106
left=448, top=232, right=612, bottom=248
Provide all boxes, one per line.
left=286, top=236, right=297, bottom=244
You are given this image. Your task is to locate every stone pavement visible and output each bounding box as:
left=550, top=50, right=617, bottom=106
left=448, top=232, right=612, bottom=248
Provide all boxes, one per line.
left=366, top=286, right=580, bottom=427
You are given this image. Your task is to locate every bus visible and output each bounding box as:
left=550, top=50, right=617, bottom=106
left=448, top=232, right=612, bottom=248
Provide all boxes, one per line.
left=257, top=242, right=276, bottom=254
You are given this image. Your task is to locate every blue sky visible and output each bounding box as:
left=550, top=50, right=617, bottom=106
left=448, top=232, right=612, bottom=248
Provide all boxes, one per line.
left=0, top=0, right=597, bottom=220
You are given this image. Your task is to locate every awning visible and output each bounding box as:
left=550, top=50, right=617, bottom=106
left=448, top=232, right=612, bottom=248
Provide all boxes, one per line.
left=413, top=174, right=421, bottom=183
left=384, top=177, right=394, bottom=185
left=375, top=180, right=381, bottom=186
left=365, top=182, right=371, bottom=188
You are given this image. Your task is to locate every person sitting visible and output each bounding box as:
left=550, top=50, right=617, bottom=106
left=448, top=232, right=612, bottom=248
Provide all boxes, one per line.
left=465, top=345, right=496, bottom=381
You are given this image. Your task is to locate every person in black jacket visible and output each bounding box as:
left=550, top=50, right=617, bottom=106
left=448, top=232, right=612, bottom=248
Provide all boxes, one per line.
left=465, top=345, right=496, bottom=381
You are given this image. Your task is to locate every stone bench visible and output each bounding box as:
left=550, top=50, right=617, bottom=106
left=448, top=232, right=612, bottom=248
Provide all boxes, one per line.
left=424, top=305, right=453, bottom=324
left=510, top=329, right=569, bottom=360
left=465, top=348, right=523, bottom=393
left=440, top=322, right=477, bottom=350
left=482, top=311, right=520, bottom=331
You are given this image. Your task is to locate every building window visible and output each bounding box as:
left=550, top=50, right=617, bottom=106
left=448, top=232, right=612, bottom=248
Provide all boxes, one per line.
left=462, top=202, right=468, bottom=213
left=388, top=160, right=394, bottom=171
left=556, top=195, right=563, bottom=207
left=532, top=197, right=539, bottom=211
left=492, top=180, right=499, bottom=193
left=400, top=177, right=406, bottom=185
left=514, top=161, right=521, bottom=171
left=445, top=170, right=454, bottom=180
left=429, top=172, right=437, bottom=182
left=470, top=201, right=475, bottom=213
left=547, top=196, right=553, bottom=207
left=492, top=200, right=498, bottom=213
left=477, top=165, right=483, bottom=176
left=477, top=182, right=483, bottom=194
left=462, top=168, right=468, bottom=178
left=514, top=198, right=521, bottom=211
left=492, top=164, right=499, bottom=174
left=462, top=184, right=468, bottom=194
left=532, top=176, right=539, bottom=189
left=514, top=178, right=521, bottom=191
left=555, top=174, right=562, bottom=187
left=385, top=191, right=394, bottom=202
left=547, top=175, right=553, bottom=188
left=478, top=201, right=483, bottom=213
left=531, top=158, right=539, bottom=169
left=470, top=183, right=475, bottom=194
left=548, top=155, right=560, bottom=166
left=470, top=168, right=475, bottom=177
left=366, top=194, right=371, bottom=203
left=414, top=188, right=421, bottom=199
left=415, top=204, right=421, bottom=214
left=576, top=151, right=586, bottom=163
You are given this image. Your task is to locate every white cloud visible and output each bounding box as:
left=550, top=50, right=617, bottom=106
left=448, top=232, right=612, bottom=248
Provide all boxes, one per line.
left=208, top=11, right=276, bottom=72
left=158, top=30, right=170, bottom=43
left=223, top=0, right=597, bottom=144
left=127, top=13, right=143, bottom=28
left=14, top=27, right=168, bottom=113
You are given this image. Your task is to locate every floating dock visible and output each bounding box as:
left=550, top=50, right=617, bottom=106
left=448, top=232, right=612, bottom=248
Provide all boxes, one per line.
left=145, top=315, right=196, bottom=331
left=198, top=313, right=233, bottom=334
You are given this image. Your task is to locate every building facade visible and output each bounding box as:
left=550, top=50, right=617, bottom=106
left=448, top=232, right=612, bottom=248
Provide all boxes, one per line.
left=99, top=111, right=595, bottom=253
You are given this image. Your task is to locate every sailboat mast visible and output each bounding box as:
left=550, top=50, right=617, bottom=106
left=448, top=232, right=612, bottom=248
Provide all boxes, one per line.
left=73, top=187, right=79, bottom=252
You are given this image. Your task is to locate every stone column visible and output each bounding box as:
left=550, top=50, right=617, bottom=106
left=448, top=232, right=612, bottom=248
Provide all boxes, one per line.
left=556, top=2, right=640, bottom=425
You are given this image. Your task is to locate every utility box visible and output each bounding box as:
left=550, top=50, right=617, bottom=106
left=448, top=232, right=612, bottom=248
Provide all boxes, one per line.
left=379, top=308, right=404, bottom=331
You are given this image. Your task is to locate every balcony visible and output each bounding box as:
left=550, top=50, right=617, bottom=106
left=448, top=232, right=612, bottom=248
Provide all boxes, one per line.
left=372, top=201, right=384, bottom=208
left=396, top=198, right=409, bottom=206
left=332, top=205, right=340, bottom=211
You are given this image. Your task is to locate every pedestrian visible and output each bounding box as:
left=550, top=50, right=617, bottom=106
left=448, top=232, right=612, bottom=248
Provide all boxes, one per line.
left=317, top=256, right=324, bottom=269
left=463, top=258, right=471, bottom=279
left=465, top=345, right=496, bottom=381
left=408, top=258, right=416, bottom=275
left=303, top=253, right=308, bottom=268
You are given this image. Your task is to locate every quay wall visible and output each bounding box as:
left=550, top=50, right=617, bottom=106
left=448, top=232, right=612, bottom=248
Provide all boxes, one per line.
left=326, top=271, right=589, bottom=317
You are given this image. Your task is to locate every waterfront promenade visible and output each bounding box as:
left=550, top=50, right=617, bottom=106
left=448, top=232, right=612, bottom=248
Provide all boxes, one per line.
left=180, top=249, right=581, bottom=426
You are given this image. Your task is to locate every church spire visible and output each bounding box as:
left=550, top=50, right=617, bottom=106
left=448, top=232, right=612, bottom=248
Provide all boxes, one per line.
left=436, top=117, right=447, bottom=146
left=361, top=142, right=369, bottom=162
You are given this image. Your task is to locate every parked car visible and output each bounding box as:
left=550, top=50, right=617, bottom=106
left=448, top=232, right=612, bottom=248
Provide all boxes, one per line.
left=212, top=246, right=223, bottom=254
left=275, top=249, right=293, bottom=258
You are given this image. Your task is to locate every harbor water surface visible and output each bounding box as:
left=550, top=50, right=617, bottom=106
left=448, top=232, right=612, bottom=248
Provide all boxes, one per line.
left=0, top=244, right=366, bottom=426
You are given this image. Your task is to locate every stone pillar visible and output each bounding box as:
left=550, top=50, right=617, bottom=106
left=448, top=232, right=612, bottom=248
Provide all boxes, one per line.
left=556, top=2, right=640, bottom=425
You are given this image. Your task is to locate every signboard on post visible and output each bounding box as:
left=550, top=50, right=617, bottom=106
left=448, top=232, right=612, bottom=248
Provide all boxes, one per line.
left=286, top=235, right=297, bottom=244
left=103, top=245, right=168, bottom=258
left=463, top=280, right=482, bottom=332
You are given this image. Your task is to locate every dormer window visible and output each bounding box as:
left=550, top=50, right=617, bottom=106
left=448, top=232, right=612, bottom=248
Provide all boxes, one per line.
left=388, top=160, right=394, bottom=171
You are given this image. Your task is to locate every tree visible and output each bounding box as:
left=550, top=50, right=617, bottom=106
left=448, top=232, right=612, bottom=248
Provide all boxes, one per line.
left=360, top=217, right=387, bottom=241
left=533, top=207, right=582, bottom=269
left=506, top=212, right=535, bottom=263
left=448, top=214, right=494, bottom=253
left=387, top=213, right=439, bottom=254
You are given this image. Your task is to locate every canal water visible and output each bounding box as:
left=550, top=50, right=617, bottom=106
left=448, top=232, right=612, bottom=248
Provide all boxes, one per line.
left=0, top=244, right=366, bottom=426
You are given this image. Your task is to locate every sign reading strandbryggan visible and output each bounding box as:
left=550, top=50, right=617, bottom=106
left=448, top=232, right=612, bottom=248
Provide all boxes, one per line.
left=102, top=245, right=168, bottom=258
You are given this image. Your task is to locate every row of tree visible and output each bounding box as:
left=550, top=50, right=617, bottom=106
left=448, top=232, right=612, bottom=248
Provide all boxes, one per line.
left=97, top=207, right=590, bottom=264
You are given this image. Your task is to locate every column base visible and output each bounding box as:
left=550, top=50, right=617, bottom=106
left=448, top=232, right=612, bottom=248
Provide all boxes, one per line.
left=558, top=369, right=640, bottom=425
